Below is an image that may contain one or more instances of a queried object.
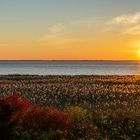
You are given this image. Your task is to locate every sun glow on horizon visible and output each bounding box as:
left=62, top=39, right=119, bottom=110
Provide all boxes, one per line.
left=132, top=41, right=140, bottom=59
left=137, top=50, right=140, bottom=58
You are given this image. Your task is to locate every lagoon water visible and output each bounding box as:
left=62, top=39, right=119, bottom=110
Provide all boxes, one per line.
left=0, top=61, right=140, bottom=75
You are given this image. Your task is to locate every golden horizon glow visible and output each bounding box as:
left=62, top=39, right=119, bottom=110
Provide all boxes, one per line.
left=138, top=50, right=140, bottom=58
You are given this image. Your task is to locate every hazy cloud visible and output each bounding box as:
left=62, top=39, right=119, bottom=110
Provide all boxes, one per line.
left=108, top=12, right=140, bottom=25
left=48, top=24, right=65, bottom=34
left=0, top=43, right=9, bottom=47
left=106, top=12, right=140, bottom=35
left=123, top=24, right=140, bottom=35
left=40, top=24, right=65, bottom=41
left=40, top=17, right=104, bottom=43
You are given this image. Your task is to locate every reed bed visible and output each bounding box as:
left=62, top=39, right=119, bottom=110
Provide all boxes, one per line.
left=0, top=75, right=140, bottom=109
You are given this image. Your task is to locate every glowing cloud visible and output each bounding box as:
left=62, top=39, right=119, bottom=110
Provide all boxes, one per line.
left=106, top=12, right=140, bottom=35
left=108, top=12, right=140, bottom=25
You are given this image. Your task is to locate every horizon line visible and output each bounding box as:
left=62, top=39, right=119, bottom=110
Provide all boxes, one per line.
left=0, top=60, right=140, bottom=62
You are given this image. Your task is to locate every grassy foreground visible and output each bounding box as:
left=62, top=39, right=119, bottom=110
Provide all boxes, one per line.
left=0, top=75, right=140, bottom=140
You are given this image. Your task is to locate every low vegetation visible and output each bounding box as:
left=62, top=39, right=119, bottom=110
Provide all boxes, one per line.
left=0, top=75, right=140, bottom=139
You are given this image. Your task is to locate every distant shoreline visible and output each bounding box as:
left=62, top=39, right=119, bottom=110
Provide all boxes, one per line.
left=0, top=60, right=140, bottom=62
left=0, top=75, right=140, bottom=77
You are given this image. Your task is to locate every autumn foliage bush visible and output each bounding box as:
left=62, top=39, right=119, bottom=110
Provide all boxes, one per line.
left=0, top=94, right=72, bottom=139
left=0, top=93, right=30, bottom=139
left=22, top=106, right=72, bottom=132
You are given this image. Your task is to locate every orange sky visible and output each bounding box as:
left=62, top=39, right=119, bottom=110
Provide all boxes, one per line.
left=0, top=1, right=140, bottom=60
left=0, top=31, right=139, bottom=60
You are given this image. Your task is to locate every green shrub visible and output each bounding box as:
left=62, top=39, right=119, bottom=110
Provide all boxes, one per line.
left=65, top=106, right=92, bottom=123
left=38, top=130, right=64, bottom=140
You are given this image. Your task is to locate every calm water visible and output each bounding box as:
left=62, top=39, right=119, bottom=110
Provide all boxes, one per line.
left=0, top=61, right=140, bottom=75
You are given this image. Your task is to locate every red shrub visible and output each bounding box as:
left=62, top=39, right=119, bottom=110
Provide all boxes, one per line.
left=0, top=94, right=72, bottom=134
left=22, top=106, right=72, bottom=132
left=42, top=107, right=72, bottom=131
left=0, top=93, right=30, bottom=125
left=21, top=104, right=42, bottom=131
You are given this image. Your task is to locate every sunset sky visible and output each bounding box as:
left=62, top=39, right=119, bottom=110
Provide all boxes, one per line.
left=0, top=0, right=140, bottom=60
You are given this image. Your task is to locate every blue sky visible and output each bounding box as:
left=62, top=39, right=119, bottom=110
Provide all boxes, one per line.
left=1, top=0, right=140, bottom=26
